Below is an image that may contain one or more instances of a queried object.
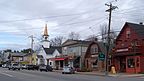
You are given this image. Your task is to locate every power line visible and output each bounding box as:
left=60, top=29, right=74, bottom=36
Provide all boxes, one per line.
left=0, top=9, right=101, bottom=24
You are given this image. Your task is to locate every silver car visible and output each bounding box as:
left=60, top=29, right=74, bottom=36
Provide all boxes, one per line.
left=62, top=66, right=75, bottom=74
left=8, top=63, right=21, bottom=70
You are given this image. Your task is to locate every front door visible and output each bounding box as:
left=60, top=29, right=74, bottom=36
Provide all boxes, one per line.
left=119, top=56, right=126, bottom=72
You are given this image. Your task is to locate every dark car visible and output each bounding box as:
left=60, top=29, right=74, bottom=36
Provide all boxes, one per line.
left=0, top=64, right=2, bottom=67
left=39, top=65, right=53, bottom=72
left=27, top=65, right=34, bottom=70
left=33, top=65, right=39, bottom=70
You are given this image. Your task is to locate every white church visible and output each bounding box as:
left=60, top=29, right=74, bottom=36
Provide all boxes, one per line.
left=36, top=24, right=62, bottom=68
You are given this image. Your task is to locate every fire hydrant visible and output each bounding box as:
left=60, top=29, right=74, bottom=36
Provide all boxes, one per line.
left=111, top=66, right=116, bottom=74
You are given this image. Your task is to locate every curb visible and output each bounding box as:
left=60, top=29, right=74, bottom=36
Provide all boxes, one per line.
left=53, top=70, right=144, bottom=77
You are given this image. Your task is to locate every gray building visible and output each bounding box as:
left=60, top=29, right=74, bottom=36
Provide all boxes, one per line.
left=62, top=39, right=91, bottom=70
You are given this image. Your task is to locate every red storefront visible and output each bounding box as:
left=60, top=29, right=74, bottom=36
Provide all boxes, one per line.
left=113, top=22, right=144, bottom=73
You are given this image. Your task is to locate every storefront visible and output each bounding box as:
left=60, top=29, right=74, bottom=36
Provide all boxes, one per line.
left=113, top=47, right=144, bottom=73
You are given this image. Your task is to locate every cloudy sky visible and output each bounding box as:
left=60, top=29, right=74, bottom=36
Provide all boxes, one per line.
left=0, top=0, right=144, bottom=50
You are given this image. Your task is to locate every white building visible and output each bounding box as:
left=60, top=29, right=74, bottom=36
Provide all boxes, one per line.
left=37, top=24, right=62, bottom=68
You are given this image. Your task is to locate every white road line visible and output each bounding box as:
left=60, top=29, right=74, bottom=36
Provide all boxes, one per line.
left=0, top=72, right=14, bottom=77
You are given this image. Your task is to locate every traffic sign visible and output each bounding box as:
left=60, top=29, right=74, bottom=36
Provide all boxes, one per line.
left=98, top=52, right=105, bottom=61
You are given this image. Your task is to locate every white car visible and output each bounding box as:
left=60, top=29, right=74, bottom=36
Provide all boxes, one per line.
left=62, top=66, right=75, bottom=74
left=8, top=63, right=21, bottom=70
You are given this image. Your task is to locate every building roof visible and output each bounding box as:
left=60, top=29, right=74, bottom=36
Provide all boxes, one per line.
left=62, top=39, right=91, bottom=47
left=127, top=22, right=144, bottom=38
left=43, top=46, right=62, bottom=55
left=37, top=55, right=43, bottom=58
left=10, top=53, right=27, bottom=57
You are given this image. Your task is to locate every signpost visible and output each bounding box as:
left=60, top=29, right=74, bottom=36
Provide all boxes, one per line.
left=98, top=52, right=105, bottom=61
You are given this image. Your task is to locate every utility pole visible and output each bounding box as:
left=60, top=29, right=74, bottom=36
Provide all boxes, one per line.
left=29, top=35, right=34, bottom=53
left=105, top=2, right=117, bottom=76
left=28, top=35, right=34, bottom=64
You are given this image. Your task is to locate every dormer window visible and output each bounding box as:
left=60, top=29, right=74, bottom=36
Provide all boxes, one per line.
left=126, top=30, right=131, bottom=38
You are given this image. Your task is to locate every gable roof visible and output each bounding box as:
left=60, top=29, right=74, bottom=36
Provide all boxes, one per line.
left=62, top=39, right=91, bottom=46
left=117, top=22, right=144, bottom=40
left=127, top=22, right=144, bottom=38
left=43, top=46, right=62, bottom=55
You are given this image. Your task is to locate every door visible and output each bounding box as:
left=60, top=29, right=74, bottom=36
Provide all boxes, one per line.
left=119, top=56, right=126, bottom=72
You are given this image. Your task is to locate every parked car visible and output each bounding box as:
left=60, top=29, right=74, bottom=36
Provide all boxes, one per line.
left=33, top=65, right=39, bottom=70
left=0, top=64, right=2, bottom=67
left=8, top=63, right=21, bottom=70
left=62, top=66, right=75, bottom=74
left=26, top=65, right=39, bottom=70
left=27, top=65, right=34, bottom=70
left=21, top=64, right=27, bottom=70
left=39, top=65, right=53, bottom=72
left=2, top=64, right=9, bottom=68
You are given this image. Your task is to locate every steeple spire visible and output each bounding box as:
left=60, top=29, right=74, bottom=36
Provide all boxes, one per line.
left=43, top=24, right=49, bottom=40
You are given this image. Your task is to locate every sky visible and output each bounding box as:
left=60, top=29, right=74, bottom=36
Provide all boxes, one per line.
left=0, top=0, right=144, bottom=51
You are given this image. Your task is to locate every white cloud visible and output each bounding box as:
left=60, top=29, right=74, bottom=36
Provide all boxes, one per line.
left=0, top=0, right=143, bottom=50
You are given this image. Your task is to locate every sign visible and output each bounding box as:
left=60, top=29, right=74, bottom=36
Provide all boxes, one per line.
left=98, top=52, right=105, bottom=61
left=116, top=48, right=128, bottom=52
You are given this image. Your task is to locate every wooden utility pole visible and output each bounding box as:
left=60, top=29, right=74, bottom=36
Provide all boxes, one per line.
left=105, top=2, right=117, bottom=76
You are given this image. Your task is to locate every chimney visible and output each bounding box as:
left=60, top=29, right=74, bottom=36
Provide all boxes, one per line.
left=139, top=22, right=143, bottom=25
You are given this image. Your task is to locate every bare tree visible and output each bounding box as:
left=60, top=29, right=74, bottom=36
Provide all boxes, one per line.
left=99, top=23, right=117, bottom=44
left=68, top=32, right=80, bottom=40
left=85, top=35, right=98, bottom=41
left=50, top=36, right=65, bottom=46
left=100, top=23, right=108, bottom=42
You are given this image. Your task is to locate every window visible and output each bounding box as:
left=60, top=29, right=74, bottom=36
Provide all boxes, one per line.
left=126, top=30, right=131, bottom=38
left=91, top=44, right=98, bottom=54
left=49, top=62, right=52, bottom=65
left=127, top=58, right=135, bottom=68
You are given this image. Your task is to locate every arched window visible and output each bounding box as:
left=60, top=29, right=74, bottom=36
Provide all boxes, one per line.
left=90, top=44, right=98, bottom=54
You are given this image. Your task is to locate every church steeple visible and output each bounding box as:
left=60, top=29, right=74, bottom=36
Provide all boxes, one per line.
left=41, top=24, right=50, bottom=48
left=43, top=24, right=49, bottom=40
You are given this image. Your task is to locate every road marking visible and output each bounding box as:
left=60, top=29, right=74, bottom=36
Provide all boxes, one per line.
left=0, top=72, right=14, bottom=77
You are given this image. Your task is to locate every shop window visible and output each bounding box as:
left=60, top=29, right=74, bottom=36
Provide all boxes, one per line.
left=127, top=58, right=135, bottom=68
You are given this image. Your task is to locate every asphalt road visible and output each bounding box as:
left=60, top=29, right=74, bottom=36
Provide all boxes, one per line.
left=0, top=67, right=143, bottom=81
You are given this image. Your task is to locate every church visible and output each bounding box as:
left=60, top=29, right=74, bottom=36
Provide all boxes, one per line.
left=36, top=24, right=62, bottom=69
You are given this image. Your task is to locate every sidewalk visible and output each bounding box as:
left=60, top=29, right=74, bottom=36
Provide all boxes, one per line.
left=54, top=70, right=144, bottom=77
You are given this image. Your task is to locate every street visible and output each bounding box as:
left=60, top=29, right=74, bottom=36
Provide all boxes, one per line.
left=0, top=68, right=143, bottom=81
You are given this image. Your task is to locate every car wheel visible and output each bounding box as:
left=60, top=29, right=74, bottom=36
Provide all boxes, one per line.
left=62, top=72, right=64, bottom=74
left=18, top=69, right=20, bottom=70
left=8, top=68, right=10, bottom=70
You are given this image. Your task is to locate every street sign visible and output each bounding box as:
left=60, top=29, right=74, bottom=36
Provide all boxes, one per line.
left=98, top=52, right=105, bottom=61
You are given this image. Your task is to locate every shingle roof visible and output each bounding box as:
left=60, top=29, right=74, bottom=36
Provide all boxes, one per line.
left=62, top=39, right=91, bottom=46
left=127, top=22, right=144, bottom=37
left=43, top=46, right=62, bottom=55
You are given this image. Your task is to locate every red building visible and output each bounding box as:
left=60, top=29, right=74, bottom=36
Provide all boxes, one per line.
left=113, top=22, right=144, bottom=73
left=84, top=41, right=106, bottom=72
